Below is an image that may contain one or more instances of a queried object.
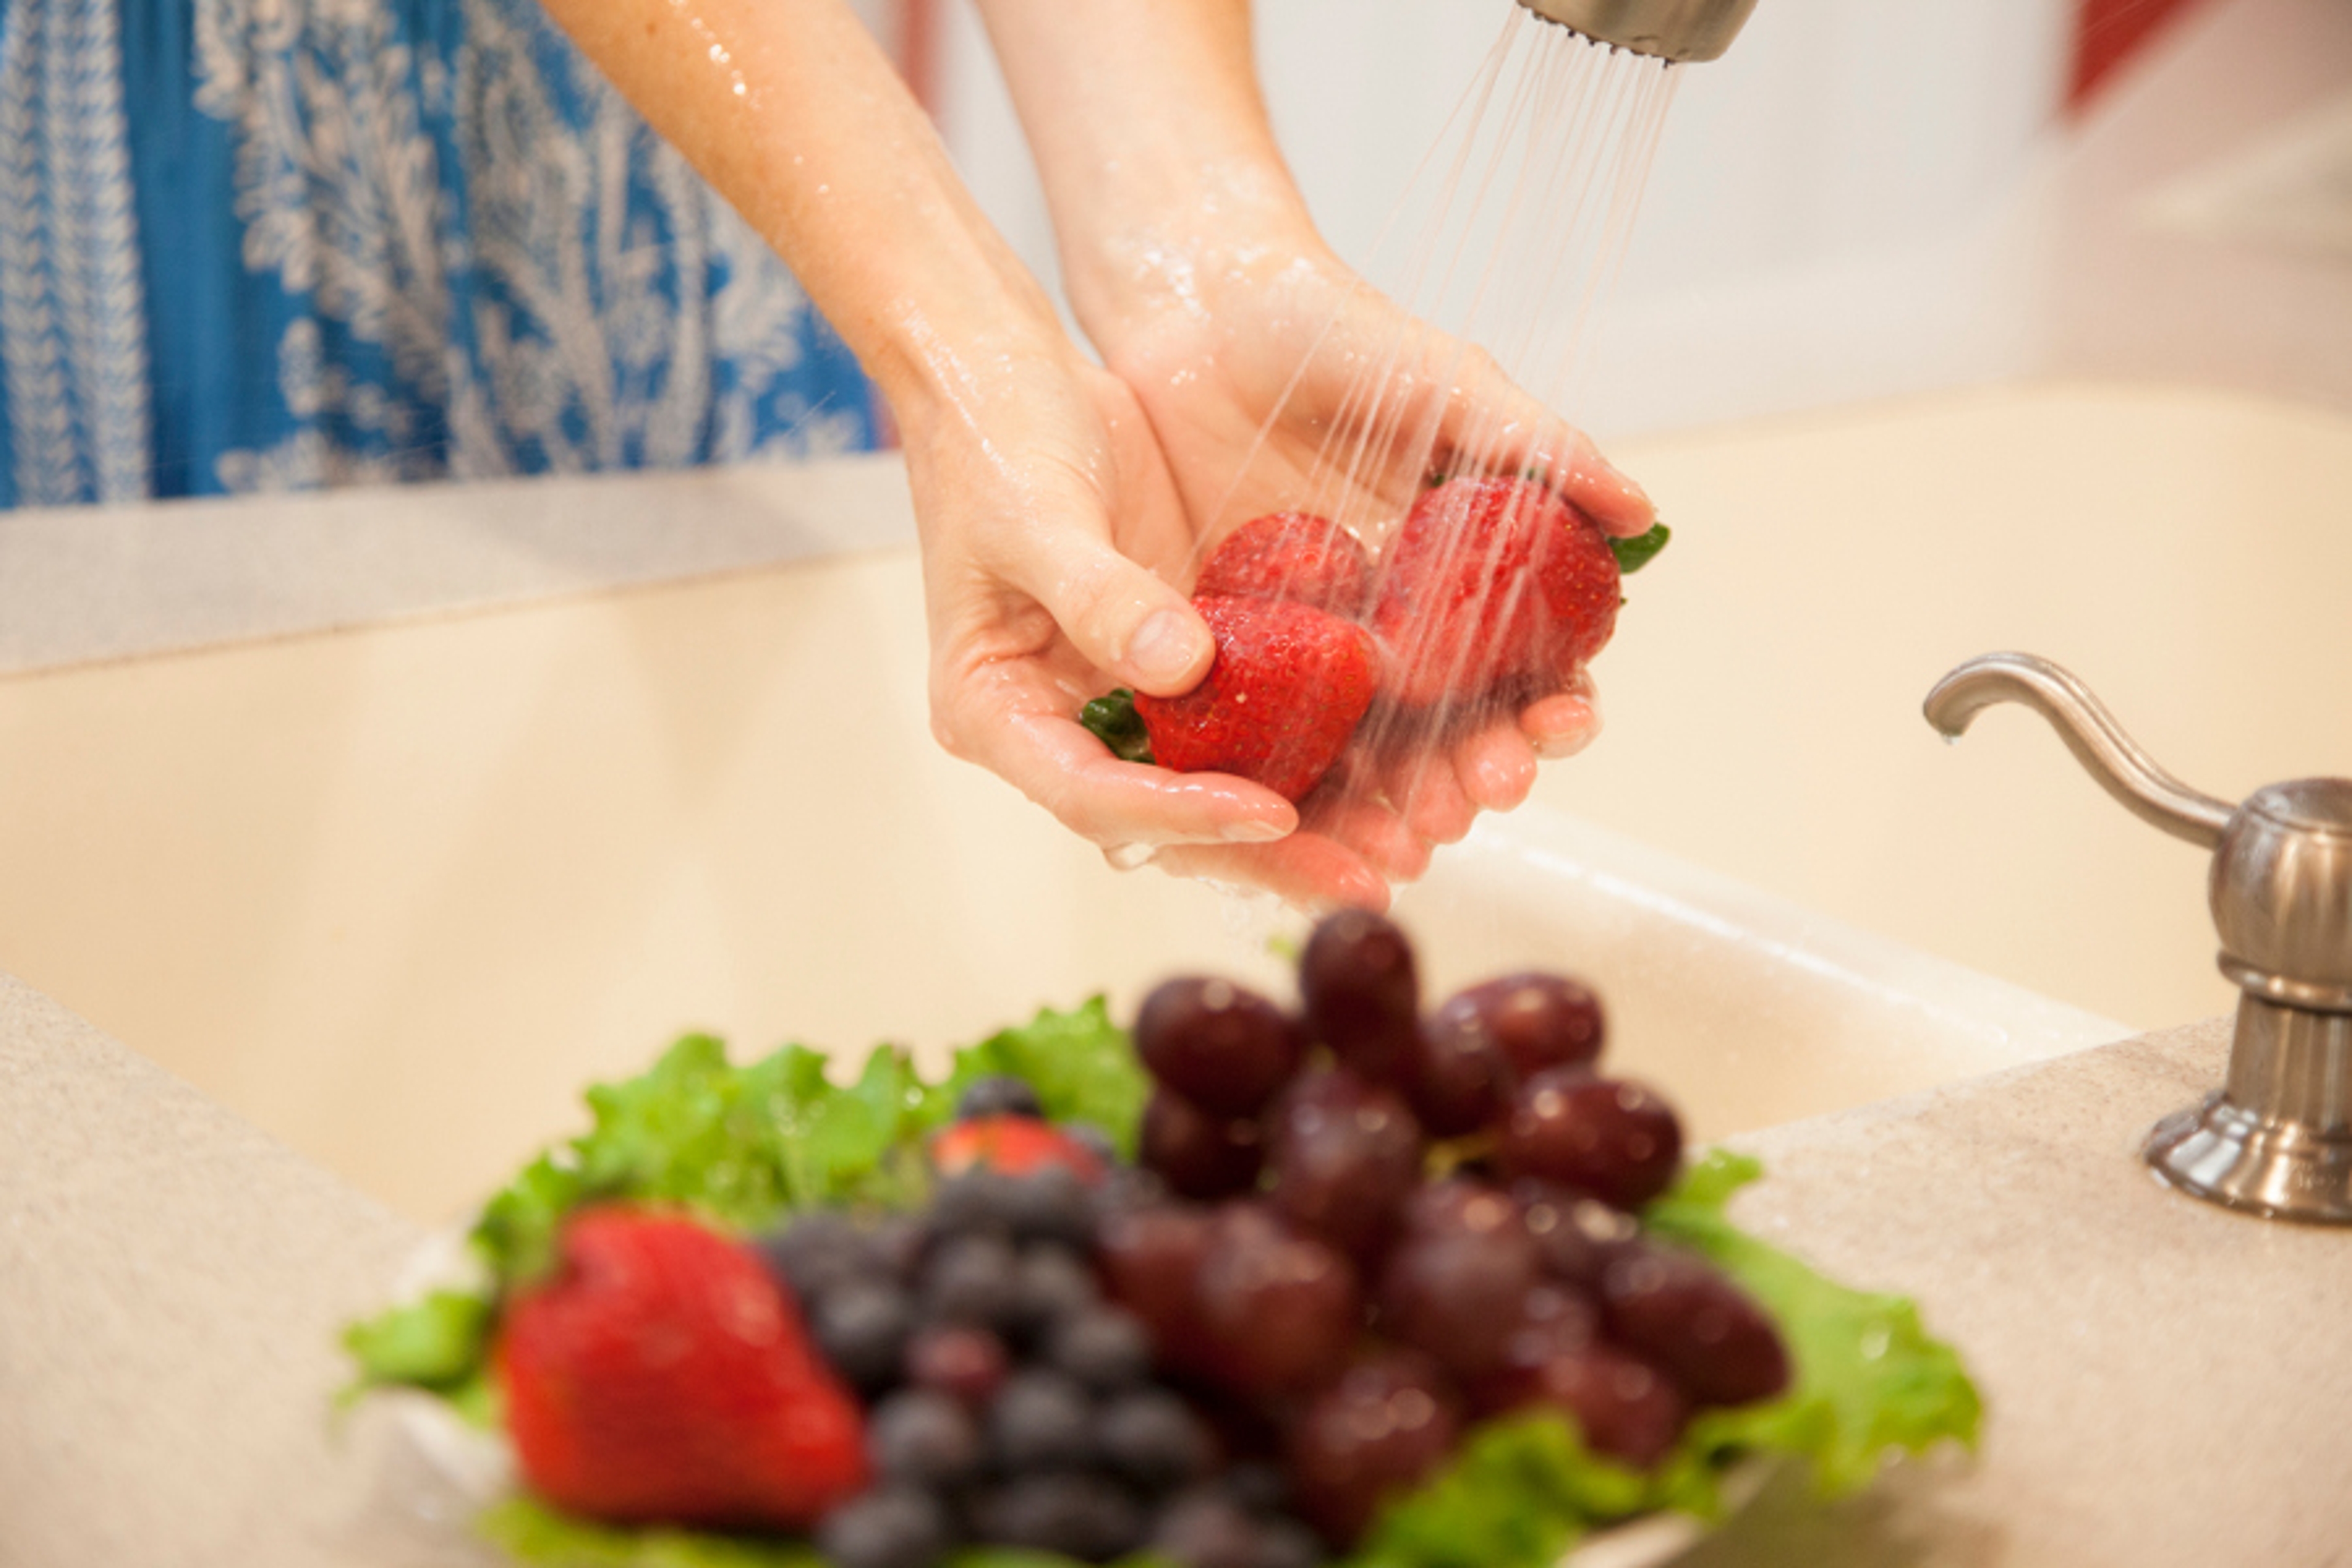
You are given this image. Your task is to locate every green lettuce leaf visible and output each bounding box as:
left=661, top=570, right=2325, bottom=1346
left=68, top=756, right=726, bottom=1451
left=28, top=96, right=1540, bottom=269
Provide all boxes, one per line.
left=345, top=1001, right=1145, bottom=1403
left=1645, top=1150, right=1984, bottom=1498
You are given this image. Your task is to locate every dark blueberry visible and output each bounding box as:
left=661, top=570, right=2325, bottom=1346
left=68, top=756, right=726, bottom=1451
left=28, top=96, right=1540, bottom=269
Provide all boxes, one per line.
left=974, top=1472, right=1145, bottom=1562
left=869, top=1388, right=984, bottom=1488
left=987, top=1368, right=1096, bottom=1472
left=957, top=1074, right=1046, bottom=1121
left=1048, top=1306, right=1153, bottom=1392
left=1063, top=1120, right=1120, bottom=1167
left=1150, top=1491, right=1262, bottom=1568
left=1253, top=1518, right=1326, bottom=1568
left=931, top=1171, right=1020, bottom=1238
left=813, top=1279, right=915, bottom=1394
left=1217, top=1460, right=1289, bottom=1517
left=754, top=1211, right=882, bottom=1299
left=922, top=1234, right=1022, bottom=1332
left=1005, top=1166, right=1099, bottom=1249
left=1096, top=1388, right=1214, bottom=1493
left=870, top=1214, right=932, bottom=1283
left=1014, top=1243, right=1101, bottom=1338
left=816, top=1486, right=951, bottom=1568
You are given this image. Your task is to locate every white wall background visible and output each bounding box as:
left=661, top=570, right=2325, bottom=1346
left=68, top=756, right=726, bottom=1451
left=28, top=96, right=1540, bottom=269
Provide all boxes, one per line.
left=932, top=0, right=2076, bottom=440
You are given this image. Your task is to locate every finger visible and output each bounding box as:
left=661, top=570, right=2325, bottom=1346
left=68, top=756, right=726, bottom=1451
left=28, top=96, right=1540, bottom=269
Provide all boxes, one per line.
left=1520, top=683, right=1605, bottom=760
left=997, top=514, right=1215, bottom=698
left=1148, top=834, right=1394, bottom=913
left=1449, top=722, right=1540, bottom=813
left=1423, top=347, right=1656, bottom=537
left=1385, top=748, right=1479, bottom=846
left=1302, top=788, right=1436, bottom=885
left=944, top=690, right=1299, bottom=849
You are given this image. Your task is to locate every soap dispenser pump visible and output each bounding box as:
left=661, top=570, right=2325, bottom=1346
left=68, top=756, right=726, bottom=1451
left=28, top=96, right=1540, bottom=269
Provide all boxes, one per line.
left=1925, top=652, right=2352, bottom=1224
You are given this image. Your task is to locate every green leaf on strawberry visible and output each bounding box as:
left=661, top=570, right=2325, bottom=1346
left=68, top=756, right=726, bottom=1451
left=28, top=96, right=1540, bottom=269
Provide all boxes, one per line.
left=1607, top=522, right=1670, bottom=576
left=1080, top=690, right=1156, bottom=764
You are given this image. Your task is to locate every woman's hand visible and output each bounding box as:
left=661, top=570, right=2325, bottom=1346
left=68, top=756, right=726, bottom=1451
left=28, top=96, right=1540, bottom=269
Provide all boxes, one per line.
left=898, top=322, right=1412, bottom=908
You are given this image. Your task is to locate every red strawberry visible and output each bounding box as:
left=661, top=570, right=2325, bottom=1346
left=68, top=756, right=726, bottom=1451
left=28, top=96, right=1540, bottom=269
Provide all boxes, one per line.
left=1196, top=511, right=1376, bottom=619
left=1368, top=477, right=1619, bottom=710
left=930, top=1114, right=1106, bottom=1182
left=495, top=1208, right=870, bottom=1529
left=1134, top=595, right=1379, bottom=802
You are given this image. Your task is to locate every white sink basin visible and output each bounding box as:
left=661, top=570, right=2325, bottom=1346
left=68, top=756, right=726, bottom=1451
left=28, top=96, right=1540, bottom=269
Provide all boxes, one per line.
left=0, top=520, right=2120, bottom=1225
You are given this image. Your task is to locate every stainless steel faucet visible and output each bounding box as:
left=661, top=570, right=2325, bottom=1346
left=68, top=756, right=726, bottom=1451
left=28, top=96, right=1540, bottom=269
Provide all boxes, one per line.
left=1925, top=652, right=2352, bottom=1225
left=1513, top=0, right=1758, bottom=61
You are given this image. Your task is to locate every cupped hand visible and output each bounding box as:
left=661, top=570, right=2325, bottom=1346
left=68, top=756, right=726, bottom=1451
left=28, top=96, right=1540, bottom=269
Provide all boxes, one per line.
left=1069, top=228, right=1652, bottom=899
left=902, top=323, right=1414, bottom=908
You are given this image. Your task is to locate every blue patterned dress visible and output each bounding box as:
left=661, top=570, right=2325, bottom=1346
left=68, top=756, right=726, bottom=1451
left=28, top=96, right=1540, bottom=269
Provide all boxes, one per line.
left=0, top=0, right=877, bottom=509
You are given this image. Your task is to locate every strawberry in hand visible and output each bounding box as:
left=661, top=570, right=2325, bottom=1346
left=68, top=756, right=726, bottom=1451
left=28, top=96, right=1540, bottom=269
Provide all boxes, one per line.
left=1131, top=595, right=1381, bottom=804
left=495, top=1208, right=871, bottom=1531
left=1194, top=511, right=1376, bottom=620
left=1368, top=477, right=1621, bottom=714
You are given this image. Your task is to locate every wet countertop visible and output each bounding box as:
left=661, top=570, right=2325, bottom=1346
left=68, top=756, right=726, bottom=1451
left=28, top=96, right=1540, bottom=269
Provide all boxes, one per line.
left=6, top=974, right=2345, bottom=1567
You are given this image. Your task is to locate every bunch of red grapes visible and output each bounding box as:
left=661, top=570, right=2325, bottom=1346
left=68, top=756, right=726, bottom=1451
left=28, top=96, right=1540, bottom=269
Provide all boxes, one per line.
left=1104, top=911, right=1792, bottom=1545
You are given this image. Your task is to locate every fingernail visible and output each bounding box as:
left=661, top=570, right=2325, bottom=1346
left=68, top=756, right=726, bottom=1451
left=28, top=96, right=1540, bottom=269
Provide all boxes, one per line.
left=1129, top=609, right=1206, bottom=687
left=1223, top=819, right=1289, bottom=843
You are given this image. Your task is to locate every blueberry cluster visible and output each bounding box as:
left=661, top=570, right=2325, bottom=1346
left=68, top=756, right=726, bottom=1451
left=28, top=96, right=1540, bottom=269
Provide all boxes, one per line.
left=754, top=1079, right=1324, bottom=1568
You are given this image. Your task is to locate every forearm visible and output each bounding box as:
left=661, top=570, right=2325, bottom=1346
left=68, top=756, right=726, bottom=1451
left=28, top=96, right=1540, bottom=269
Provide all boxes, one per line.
left=538, top=0, right=1062, bottom=424
left=968, top=0, right=1324, bottom=336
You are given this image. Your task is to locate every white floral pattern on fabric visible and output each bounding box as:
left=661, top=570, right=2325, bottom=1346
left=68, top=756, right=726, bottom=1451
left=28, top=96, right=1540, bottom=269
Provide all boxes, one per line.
left=191, top=0, right=864, bottom=494
left=0, top=0, right=152, bottom=507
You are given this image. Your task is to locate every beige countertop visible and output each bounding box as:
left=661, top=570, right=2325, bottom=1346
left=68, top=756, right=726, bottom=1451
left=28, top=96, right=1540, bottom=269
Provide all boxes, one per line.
left=7, top=974, right=2345, bottom=1567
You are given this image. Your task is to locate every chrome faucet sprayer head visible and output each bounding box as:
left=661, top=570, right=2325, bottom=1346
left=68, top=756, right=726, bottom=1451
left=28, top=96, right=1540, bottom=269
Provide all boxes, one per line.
left=1515, top=0, right=1758, bottom=62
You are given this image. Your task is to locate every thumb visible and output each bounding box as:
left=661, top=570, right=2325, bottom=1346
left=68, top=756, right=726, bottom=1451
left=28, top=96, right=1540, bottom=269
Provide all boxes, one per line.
left=1019, top=528, right=1215, bottom=698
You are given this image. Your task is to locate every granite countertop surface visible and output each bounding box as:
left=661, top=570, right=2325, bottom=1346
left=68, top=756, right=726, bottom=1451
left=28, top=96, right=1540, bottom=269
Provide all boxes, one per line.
left=6, top=974, right=2346, bottom=1567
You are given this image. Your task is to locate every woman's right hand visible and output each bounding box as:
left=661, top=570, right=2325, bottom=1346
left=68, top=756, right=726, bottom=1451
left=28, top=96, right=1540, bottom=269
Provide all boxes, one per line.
left=899, top=321, right=1420, bottom=910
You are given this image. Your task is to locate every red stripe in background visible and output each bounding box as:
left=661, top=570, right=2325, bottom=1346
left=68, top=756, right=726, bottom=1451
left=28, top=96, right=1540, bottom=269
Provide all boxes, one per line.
left=2068, top=0, right=2212, bottom=112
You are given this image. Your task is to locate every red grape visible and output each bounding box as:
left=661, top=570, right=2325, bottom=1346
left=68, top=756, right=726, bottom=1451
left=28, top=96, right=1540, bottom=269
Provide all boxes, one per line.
left=1374, top=1220, right=1540, bottom=1381
left=1498, top=1069, right=1682, bottom=1209
left=1284, top=1349, right=1461, bottom=1545
left=1194, top=1203, right=1362, bottom=1396
left=1267, top=1069, right=1423, bottom=1262
left=1096, top=1202, right=1213, bottom=1368
left=1512, top=1340, right=1687, bottom=1469
left=1298, top=911, right=1419, bottom=1084
left=1430, top=974, right=1605, bottom=1085
left=1466, top=1282, right=1600, bottom=1415
left=1403, top=1014, right=1512, bottom=1137
left=1140, top=1087, right=1265, bottom=1202
left=1600, top=1246, right=1790, bottom=1408
left=1399, top=1175, right=1520, bottom=1240
left=1512, top=1179, right=1642, bottom=1289
left=1135, top=977, right=1303, bottom=1117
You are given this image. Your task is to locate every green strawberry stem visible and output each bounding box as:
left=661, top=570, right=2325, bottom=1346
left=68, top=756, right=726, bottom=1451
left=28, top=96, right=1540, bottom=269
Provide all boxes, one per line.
left=1080, top=689, right=1155, bottom=764
left=1608, top=522, right=1670, bottom=575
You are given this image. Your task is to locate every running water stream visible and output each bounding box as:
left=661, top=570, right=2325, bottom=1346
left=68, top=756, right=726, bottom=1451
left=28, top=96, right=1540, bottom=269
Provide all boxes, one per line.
left=1188, top=9, right=1683, bottom=864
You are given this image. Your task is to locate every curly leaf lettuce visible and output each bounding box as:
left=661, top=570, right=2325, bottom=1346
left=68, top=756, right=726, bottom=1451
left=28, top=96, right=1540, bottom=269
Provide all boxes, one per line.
left=346, top=1001, right=1140, bottom=1403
